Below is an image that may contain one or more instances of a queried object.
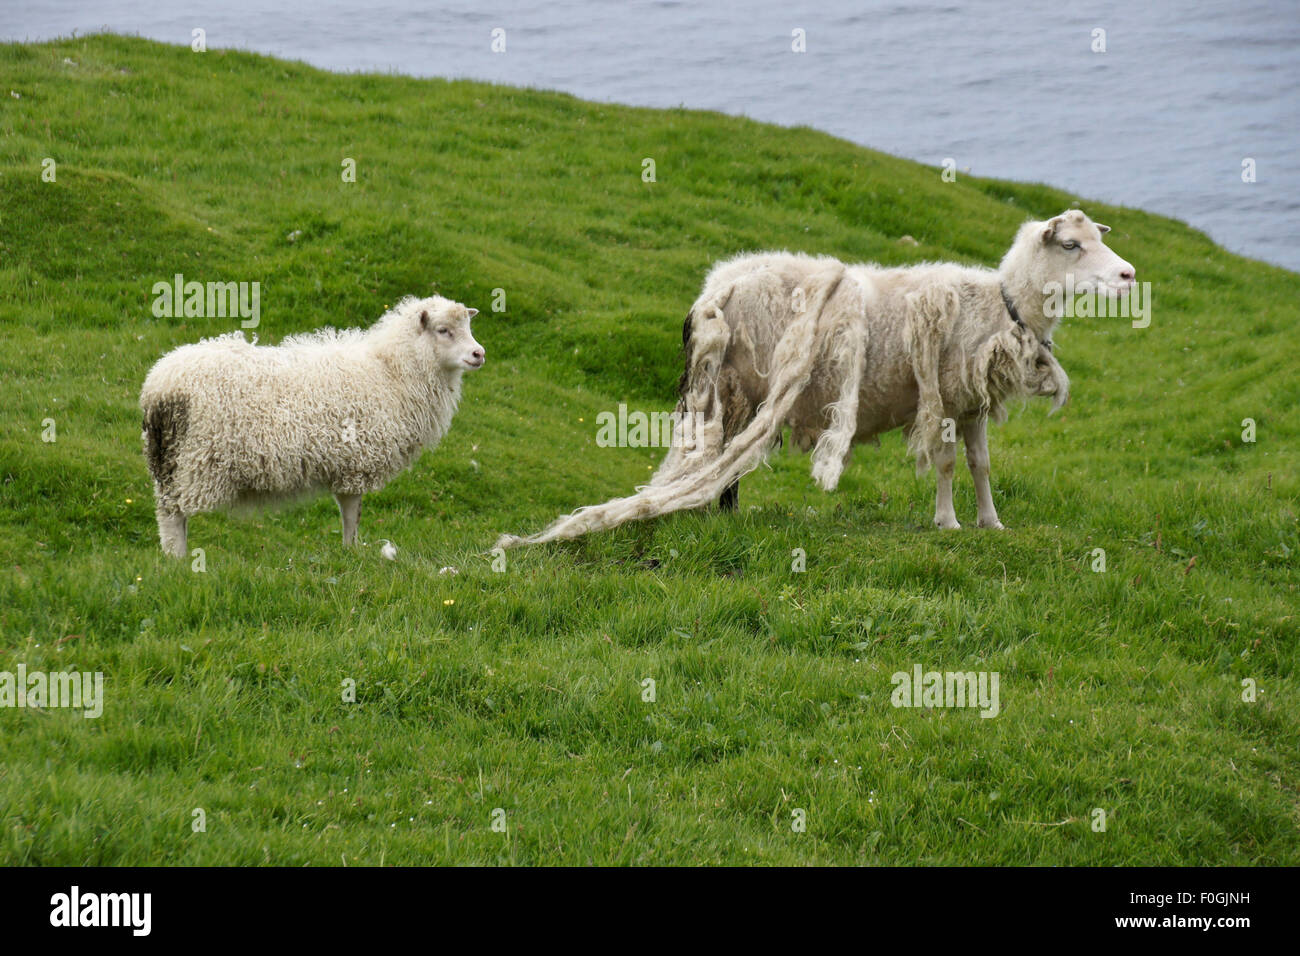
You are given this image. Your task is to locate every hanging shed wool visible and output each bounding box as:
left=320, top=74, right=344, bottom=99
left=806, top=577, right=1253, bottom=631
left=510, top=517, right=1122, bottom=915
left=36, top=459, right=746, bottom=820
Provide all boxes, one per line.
left=498, top=211, right=1134, bottom=546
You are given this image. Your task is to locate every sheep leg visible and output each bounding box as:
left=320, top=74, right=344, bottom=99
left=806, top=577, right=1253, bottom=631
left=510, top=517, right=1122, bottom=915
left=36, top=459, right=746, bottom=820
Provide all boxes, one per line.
left=932, top=439, right=961, bottom=530
left=962, top=417, right=1004, bottom=529
left=156, top=503, right=188, bottom=559
left=651, top=294, right=735, bottom=489
left=335, top=493, right=362, bottom=545
left=718, top=480, right=738, bottom=511
left=715, top=366, right=751, bottom=512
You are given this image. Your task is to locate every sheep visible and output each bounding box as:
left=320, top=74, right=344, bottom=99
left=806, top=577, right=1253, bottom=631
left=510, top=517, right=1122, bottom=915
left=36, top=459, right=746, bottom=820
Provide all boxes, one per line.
left=497, top=210, right=1135, bottom=547
left=141, top=295, right=485, bottom=557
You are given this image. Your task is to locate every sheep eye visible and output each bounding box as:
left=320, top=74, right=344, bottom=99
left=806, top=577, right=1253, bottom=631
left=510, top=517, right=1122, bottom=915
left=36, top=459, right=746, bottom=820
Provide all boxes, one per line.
left=1061, top=240, right=1079, bottom=250
left=436, top=327, right=451, bottom=336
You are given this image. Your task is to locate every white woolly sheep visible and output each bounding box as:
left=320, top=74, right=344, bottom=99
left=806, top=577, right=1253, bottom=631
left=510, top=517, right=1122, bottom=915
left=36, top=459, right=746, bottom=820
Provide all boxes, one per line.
left=141, top=295, right=485, bottom=557
left=498, top=210, right=1135, bottom=547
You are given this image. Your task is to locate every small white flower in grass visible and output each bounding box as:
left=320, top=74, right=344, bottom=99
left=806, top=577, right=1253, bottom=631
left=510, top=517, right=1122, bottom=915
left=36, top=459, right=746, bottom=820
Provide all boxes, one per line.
left=286, top=229, right=302, bottom=243
left=379, top=540, right=397, bottom=561
left=438, top=566, right=458, bottom=576
left=10, top=91, right=20, bottom=99
left=469, top=459, right=480, bottom=472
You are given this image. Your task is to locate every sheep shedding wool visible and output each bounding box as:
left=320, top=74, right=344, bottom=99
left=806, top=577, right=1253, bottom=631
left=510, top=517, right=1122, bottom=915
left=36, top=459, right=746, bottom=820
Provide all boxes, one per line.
left=497, top=210, right=1135, bottom=547
left=141, top=295, right=485, bottom=557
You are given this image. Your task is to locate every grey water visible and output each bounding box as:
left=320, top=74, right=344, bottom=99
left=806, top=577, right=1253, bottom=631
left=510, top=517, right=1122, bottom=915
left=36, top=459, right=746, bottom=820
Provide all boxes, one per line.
left=5, top=1, right=1298, bottom=270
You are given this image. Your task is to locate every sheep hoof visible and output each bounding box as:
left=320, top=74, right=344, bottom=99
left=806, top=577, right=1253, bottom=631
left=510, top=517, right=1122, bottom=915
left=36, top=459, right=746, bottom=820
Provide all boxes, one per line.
left=977, top=517, right=1005, bottom=530
left=934, top=516, right=962, bottom=530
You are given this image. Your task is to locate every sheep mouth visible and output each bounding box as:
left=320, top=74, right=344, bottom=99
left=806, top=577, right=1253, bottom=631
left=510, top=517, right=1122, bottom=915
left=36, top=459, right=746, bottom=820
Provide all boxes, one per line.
left=1076, top=279, right=1134, bottom=298
left=462, top=357, right=485, bottom=369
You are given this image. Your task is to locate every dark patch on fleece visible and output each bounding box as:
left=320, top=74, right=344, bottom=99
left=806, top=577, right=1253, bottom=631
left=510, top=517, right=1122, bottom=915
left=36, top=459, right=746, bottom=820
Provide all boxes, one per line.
left=676, top=308, right=695, bottom=411
left=143, top=394, right=189, bottom=491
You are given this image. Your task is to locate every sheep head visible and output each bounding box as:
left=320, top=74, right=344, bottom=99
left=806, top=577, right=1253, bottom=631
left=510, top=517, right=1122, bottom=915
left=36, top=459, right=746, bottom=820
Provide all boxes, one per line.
left=414, top=297, right=485, bottom=372
left=1038, top=210, right=1136, bottom=298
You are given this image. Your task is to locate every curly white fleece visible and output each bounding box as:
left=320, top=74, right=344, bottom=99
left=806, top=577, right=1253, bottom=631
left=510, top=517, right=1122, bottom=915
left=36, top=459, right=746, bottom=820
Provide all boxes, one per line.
left=141, top=295, right=472, bottom=519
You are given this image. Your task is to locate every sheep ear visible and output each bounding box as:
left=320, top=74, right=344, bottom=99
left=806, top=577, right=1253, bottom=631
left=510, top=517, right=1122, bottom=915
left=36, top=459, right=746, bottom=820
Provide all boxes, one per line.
left=1096, top=222, right=1111, bottom=234
left=1041, top=217, right=1064, bottom=243
left=419, top=310, right=430, bottom=330
left=466, top=308, right=479, bottom=318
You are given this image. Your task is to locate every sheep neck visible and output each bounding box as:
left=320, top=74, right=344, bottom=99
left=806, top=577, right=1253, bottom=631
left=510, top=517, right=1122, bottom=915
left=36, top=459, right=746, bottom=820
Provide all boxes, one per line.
left=999, top=283, right=1053, bottom=350
left=421, top=369, right=462, bottom=427
left=998, top=275, right=1055, bottom=347
left=374, top=344, right=463, bottom=442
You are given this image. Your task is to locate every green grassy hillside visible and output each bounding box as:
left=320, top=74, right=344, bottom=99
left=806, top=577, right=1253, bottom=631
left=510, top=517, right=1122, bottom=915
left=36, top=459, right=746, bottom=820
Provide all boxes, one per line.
left=0, top=35, right=1295, bottom=865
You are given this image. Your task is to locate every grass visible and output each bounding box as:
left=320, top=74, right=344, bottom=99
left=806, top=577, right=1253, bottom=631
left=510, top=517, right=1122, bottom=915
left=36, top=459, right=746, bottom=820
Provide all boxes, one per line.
left=0, top=35, right=1296, bottom=866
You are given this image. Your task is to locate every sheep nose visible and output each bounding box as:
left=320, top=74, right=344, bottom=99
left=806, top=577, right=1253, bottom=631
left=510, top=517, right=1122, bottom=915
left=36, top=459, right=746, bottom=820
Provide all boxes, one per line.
left=1119, top=265, right=1135, bottom=281
left=471, top=347, right=485, bottom=361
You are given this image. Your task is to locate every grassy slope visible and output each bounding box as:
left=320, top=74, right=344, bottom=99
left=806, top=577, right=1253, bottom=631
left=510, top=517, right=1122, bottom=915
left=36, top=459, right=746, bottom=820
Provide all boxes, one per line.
left=0, top=35, right=1295, bottom=865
